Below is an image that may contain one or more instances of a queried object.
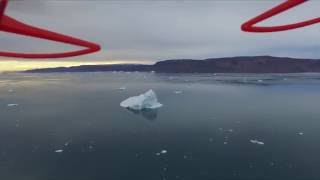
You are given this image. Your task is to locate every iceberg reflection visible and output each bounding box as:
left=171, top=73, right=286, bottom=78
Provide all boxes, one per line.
left=125, top=108, right=158, bottom=121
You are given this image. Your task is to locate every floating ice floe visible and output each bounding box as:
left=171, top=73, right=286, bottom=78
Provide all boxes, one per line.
left=161, top=150, right=167, bottom=154
left=250, top=139, right=264, bottom=145
left=118, top=86, right=127, bottom=90
left=7, top=104, right=19, bottom=107
left=120, top=89, right=163, bottom=110
left=174, top=90, right=183, bottom=94
left=54, top=149, right=63, bottom=153
left=298, top=132, right=304, bottom=135
left=156, top=149, right=168, bottom=156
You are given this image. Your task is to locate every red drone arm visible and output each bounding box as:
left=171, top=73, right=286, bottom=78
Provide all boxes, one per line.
left=0, top=0, right=101, bottom=58
left=241, top=0, right=320, bottom=32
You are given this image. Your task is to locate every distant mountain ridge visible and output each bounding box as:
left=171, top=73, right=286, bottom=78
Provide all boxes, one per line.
left=25, top=56, right=320, bottom=73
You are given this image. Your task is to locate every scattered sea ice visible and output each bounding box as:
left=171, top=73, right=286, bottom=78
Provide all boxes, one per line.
left=54, top=149, right=63, bottom=153
left=298, top=132, right=304, bottom=135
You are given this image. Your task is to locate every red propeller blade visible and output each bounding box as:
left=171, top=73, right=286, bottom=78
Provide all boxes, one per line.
left=0, top=0, right=101, bottom=58
left=241, top=0, right=320, bottom=32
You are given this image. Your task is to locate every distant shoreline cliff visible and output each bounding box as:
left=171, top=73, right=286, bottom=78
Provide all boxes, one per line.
left=25, top=56, right=320, bottom=73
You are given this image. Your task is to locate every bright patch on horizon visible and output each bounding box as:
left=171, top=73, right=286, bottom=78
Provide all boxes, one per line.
left=0, top=60, right=143, bottom=72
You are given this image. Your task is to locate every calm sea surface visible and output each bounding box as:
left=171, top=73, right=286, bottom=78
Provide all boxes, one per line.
left=1, top=72, right=320, bottom=180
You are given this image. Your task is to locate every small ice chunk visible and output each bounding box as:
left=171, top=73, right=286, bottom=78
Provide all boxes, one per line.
left=156, top=150, right=167, bottom=156
left=118, top=86, right=126, bottom=90
left=174, top=90, right=183, bottom=94
left=161, top=150, right=167, bottom=154
left=257, top=79, right=263, bottom=82
left=54, top=149, right=63, bottom=153
left=8, top=89, right=14, bottom=93
left=250, top=139, right=264, bottom=145
left=120, top=89, right=162, bottom=110
left=298, top=132, right=304, bottom=135
left=7, top=104, right=19, bottom=107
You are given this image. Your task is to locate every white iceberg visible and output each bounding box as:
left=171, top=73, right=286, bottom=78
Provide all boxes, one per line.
left=120, top=89, right=162, bottom=110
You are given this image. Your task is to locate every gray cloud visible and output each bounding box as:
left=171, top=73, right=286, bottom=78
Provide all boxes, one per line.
left=1, top=0, right=320, bottom=62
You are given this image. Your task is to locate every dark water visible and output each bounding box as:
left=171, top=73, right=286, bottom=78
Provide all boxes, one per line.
left=1, top=72, right=320, bottom=180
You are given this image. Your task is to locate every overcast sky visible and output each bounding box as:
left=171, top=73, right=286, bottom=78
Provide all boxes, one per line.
left=1, top=0, right=320, bottom=63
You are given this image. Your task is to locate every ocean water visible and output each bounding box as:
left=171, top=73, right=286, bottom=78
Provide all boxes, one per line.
left=1, top=72, right=320, bottom=180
